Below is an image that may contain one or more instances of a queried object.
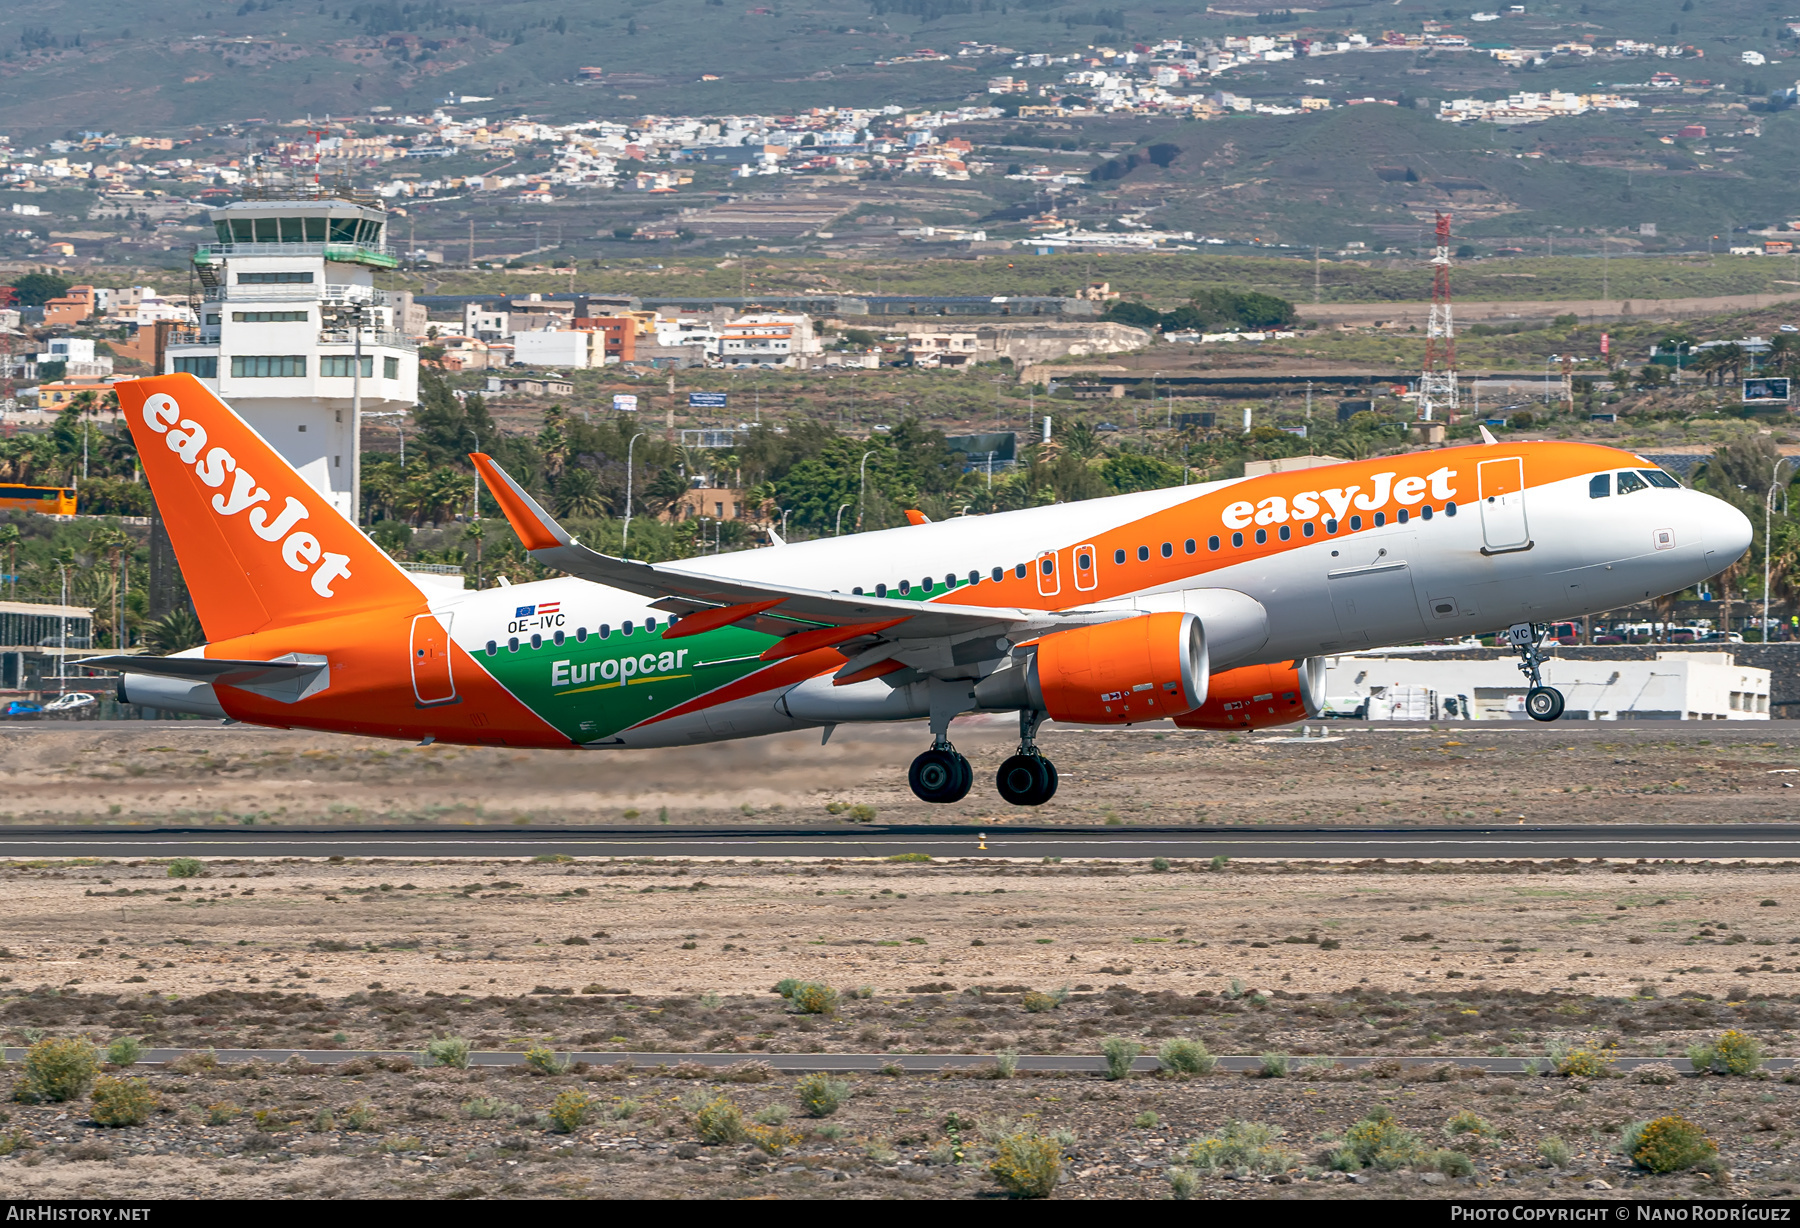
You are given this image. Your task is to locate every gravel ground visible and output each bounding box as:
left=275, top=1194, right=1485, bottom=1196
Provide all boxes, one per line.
left=5, top=719, right=1799, bottom=827
left=1, top=1054, right=1797, bottom=1199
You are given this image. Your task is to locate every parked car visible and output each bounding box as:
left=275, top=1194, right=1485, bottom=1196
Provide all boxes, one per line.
left=43, top=692, right=96, bottom=716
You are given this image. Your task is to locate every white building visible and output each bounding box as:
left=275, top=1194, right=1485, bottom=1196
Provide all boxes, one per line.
left=511, top=328, right=596, bottom=369
left=38, top=337, right=112, bottom=377
left=1322, top=651, right=1770, bottom=721
left=163, top=189, right=418, bottom=521
left=712, top=311, right=820, bottom=367
left=463, top=304, right=511, bottom=341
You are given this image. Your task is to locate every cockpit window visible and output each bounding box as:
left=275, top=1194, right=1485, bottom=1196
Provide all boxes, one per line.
left=1640, top=469, right=1680, bottom=489
left=1589, top=473, right=1610, bottom=499
left=1616, top=470, right=1648, bottom=495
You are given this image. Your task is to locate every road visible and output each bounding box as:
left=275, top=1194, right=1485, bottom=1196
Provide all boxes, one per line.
left=3, top=824, right=1799, bottom=860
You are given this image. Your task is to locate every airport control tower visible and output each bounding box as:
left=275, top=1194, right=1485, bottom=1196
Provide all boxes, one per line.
left=164, top=186, right=418, bottom=522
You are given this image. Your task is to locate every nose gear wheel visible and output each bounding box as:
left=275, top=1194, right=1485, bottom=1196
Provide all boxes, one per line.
left=1506, top=622, right=1566, bottom=723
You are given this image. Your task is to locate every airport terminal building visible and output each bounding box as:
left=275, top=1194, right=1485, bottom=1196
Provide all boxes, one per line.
left=1324, top=650, right=1771, bottom=722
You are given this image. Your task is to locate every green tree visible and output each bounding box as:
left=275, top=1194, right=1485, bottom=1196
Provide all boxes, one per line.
left=7, top=271, right=72, bottom=307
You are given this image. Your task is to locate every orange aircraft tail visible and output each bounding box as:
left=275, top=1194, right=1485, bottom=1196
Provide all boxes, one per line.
left=116, top=374, right=423, bottom=643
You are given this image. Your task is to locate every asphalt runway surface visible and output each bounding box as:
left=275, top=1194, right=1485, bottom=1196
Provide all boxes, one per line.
left=3, top=824, right=1800, bottom=860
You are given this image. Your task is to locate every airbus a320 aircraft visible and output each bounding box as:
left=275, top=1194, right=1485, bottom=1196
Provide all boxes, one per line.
left=91, top=374, right=1753, bottom=807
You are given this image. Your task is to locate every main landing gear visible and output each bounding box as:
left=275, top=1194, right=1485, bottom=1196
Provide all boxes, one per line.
left=996, top=709, right=1058, bottom=807
left=906, top=708, right=1059, bottom=806
left=1505, top=622, right=1566, bottom=722
left=908, top=742, right=973, bottom=804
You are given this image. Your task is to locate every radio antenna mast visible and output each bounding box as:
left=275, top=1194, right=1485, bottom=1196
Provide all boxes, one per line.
left=1419, top=211, right=1459, bottom=422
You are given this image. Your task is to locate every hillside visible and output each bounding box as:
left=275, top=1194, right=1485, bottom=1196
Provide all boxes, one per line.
left=7, top=0, right=1800, bottom=256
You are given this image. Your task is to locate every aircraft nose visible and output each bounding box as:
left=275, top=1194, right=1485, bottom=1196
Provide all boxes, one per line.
left=1704, top=493, right=1754, bottom=565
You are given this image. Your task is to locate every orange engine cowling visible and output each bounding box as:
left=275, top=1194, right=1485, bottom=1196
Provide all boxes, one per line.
left=1173, top=658, right=1326, bottom=731
left=975, top=611, right=1207, bottom=725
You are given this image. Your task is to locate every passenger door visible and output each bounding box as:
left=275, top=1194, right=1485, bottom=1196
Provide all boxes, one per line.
left=1477, top=457, right=1531, bottom=554
left=410, top=613, right=457, bottom=707
left=1072, top=543, right=1098, bottom=592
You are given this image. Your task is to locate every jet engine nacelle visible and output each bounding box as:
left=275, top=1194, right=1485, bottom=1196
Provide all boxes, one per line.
left=1172, top=657, right=1326, bottom=731
left=974, top=611, right=1207, bottom=724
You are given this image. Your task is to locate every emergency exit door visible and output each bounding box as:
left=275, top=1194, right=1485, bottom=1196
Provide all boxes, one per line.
left=410, top=613, right=457, bottom=706
left=1477, top=457, right=1532, bottom=554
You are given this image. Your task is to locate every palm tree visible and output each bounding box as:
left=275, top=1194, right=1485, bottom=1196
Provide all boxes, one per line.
left=0, top=523, right=16, bottom=598
left=1059, top=418, right=1102, bottom=461
left=146, top=607, right=204, bottom=653
left=554, top=466, right=608, bottom=519
left=1688, top=348, right=1726, bottom=388
left=463, top=520, right=485, bottom=590
left=1712, top=343, right=1746, bottom=388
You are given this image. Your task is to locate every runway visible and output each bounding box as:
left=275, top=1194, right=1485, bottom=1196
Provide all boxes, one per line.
left=3, top=824, right=1799, bottom=860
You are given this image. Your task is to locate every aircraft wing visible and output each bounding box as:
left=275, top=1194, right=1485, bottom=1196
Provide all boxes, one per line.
left=470, top=454, right=1129, bottom=663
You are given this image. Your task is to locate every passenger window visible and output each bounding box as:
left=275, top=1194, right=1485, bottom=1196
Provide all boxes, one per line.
left=1039, top=559, right=1053, bottom=576
left=1160, top=542, right=1172, bottom=558
left=1302, top=522, right=1315, bottom=537
left=1208, top=535, right=1220, bottom=551
left=1446, top=501, right=1457, bottom=516
left=852, top=586, right=863, bottom=595
left=1231, top=531, right=1244, bottom=548
left=645, top=616, right=657, bottom=631
left=1114, top=549, right=1126, bottom=565
left=1278, top=525, right=1290, bottom=540
left=599, top=625, right=611, bottom=639
left=507, top=636, right=520, bottom=652
left=1641, top=469, right=1680, bottom=489
left=1421, top=505, right=1433, bottom=520
left=1184, top=539, right=1195, bottom=554
left=622, top=621, right=634, bottom=636
left=1396, top=509, right=1408, bottom=524
left=944, top=574, right=957, bottom=589
left=1077, top=551, right=1092, bottom=570
left=1255, top=528, right=1267, bottom=544
left=917, top=578, right=931, bottom=593
left=1326, top=518, right=1339, bottom=533
left=968, top=571, right=981, bottom=585
left=899, top=580, right=911, bottom=595
left=1589, top=473, right=1611, bottom=499
left=1617, top=471, right=1647, bottom=495
left=1014, top=563, right=1027, bottom=579
left=576, top=627, right=588, bottom=642
left=1373, top=512, right=1385, bottom=527
left=1349, top=515, right=1363, bottom=530
left=530, top=634, right=542, bottom=649
left=992, top=567, right=1004, bottom=582
left=876, top=583, right=888, bottom=597
left=553, top=630, right=566, bottom=646
left=1137, top=546, right=1150, bottom=561
left=485, top=640, right=497, bottom=656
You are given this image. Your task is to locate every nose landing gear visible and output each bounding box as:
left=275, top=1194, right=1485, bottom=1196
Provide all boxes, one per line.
left=996, top=709, right=1058, bottom=807
left=1506, top=622, right=1566, bottom=722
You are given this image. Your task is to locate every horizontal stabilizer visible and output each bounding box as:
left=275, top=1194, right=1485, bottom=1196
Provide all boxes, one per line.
left=85, top=653, right=332, bottom=705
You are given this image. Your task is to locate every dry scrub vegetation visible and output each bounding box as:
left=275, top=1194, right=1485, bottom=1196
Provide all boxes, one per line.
left=0, top=852, right=1795, bottom=1198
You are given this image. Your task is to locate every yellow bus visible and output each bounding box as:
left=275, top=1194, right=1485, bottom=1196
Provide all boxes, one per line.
left=0, top=484, right=77, bottom=516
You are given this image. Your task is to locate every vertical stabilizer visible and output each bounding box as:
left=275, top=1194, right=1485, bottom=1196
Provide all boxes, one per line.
left=116, top=374, right=422, bottom=642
